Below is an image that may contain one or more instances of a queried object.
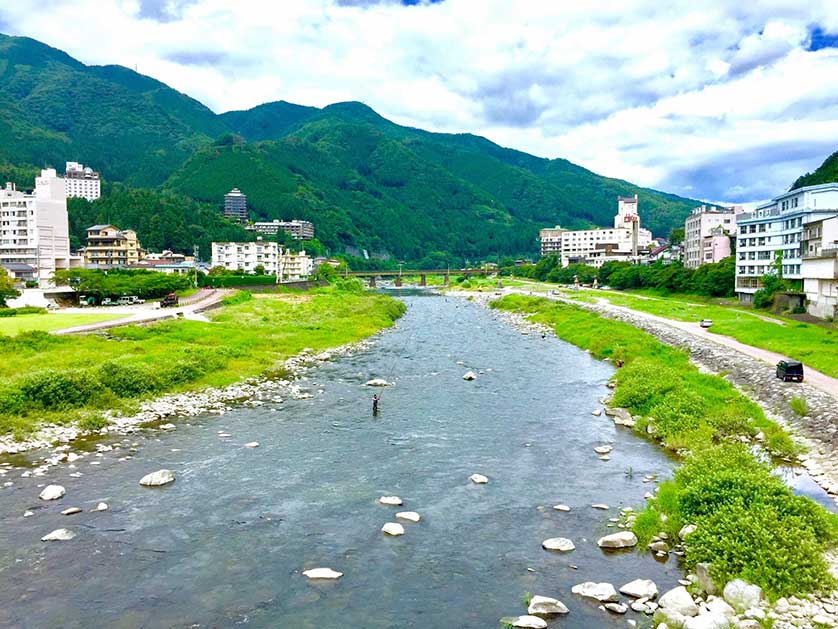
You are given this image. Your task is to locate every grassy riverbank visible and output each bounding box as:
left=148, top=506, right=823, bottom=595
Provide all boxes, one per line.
left=491, top=294, right=838, bottom=599
left=0, top=287, right=405, bottom=438
left=0, top=312, right=124, bottom=335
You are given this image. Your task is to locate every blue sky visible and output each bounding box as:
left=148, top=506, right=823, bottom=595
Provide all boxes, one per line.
left=1, top=0, right=838, bottom=206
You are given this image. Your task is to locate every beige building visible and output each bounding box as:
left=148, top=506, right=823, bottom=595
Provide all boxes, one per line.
left=684, top=205, right=739, bottom=269
left=64, top=161, right=101, bottom=201
left=540, top=195, right=653, bottom=267
left=211, top=239, right=313, bottom=280
left=84, top=224, right=144, bottom=268
left=801, top=215, right=838, bottom=319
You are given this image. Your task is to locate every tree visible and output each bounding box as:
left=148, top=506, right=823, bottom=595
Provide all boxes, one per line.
left=669, top=227, right=685, bottom=246
left=313, top=263, right=337, bottom=282
left=253, top=264, right=266, bottom=276
left=0, top=267, right=20, bottom=307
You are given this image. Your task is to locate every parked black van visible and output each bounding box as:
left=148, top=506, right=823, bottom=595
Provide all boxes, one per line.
left=776, top=360, right=804, bottom=382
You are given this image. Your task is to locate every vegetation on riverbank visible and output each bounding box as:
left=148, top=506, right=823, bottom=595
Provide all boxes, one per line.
left=490, top=294, right=838, bottom=599
left=0, top=313, right=124, bottom=336
left=584, top=289, right=838, bottom=379
left=0, top=286, right=405, bottom=437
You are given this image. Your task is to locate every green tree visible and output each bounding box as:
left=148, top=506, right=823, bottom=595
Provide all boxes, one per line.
left=669, top=226, right=685, bottom=245
left=0, top=268, right=20, bottom=306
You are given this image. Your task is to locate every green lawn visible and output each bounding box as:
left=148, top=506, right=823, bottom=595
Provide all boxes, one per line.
left=0, top=288, right=405, bottom=436
left=0, top=313, right=124, bottom=336
left=578, top=290, right=838, bottom=378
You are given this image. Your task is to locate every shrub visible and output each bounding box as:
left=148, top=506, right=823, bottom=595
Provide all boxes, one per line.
left=790, top=396, right=809, bottom=416
left=98, top=361, right=163, bottom=397
left=611, top=359, right=680, bottom=414
left=221, top=290, right=253, bottom=306
left=19, top=369, right=99, bottom=410
left=0, top=306, right=47, bottom=317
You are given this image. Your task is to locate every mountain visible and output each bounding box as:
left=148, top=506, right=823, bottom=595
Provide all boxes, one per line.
left=0, top=33, right=700, bottom=262
left=792, top=151, right=838, bottom=190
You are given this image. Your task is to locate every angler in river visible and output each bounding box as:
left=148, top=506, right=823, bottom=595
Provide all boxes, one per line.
left=372, top=393, right=380, bottom=415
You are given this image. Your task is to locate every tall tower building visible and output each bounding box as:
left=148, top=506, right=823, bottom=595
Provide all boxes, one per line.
left=224, top=188, right=248, bottom=223
left=64, top=161, right=101, bottom=201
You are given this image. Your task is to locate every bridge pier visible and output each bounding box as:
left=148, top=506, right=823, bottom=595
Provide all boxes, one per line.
left=420, top=274, right=426, bottom=287
left=369, top=276, right=376, bottom=288
left=395, top=276, right=402, bottom=287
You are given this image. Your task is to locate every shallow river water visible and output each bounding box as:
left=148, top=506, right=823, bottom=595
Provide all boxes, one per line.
left=1, top=291, right=721, bottom=627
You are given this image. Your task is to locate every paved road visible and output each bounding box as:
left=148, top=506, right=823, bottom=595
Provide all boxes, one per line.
left=51, top=289, right=228, bottom=335
left=509, top=287, right=838, bottom=400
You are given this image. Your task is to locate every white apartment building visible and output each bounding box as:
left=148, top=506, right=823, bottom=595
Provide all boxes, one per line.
left=211, top=240, right=313, bottom=281
left=64, top=161, right=101, bottom=201
left=683, top=205, right=739, bottom=268
left=0, top=169, right=76, bottom=283
left=540, top=195, right=653, bottom=267
left=735, top=183, right=838, bottom=303
left=801, top=215, right=838, bottom=319
left=247, top=219, right=315, bottom=240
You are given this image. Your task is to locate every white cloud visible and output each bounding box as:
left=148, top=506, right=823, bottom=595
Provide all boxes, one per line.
left=1, top=0, right=837, bottom=203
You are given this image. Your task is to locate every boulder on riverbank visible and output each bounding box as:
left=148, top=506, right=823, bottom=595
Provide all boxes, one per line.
left=659, top=585, right=699, bottom=616
left=139, top=469, right=175, bottom=487
left=620, top=578, right=658, bottom=599
left=722, top=579, right=763, bottom=613
left=508, top=615, right=547, bottom=628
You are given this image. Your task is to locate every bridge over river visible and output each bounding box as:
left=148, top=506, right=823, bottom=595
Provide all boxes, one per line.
left=344, top=268, right=488, bottom=287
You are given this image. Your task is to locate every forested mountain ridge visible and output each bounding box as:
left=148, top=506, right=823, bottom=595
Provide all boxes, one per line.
left=0, top=32, right=700, bottom=262
left=792, top=150, right=838, bottom=190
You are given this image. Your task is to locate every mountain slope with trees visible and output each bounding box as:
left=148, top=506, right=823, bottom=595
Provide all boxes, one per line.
left=0, top=32, right=701, bottom=262
left=792, top=150, right=838, bottom=190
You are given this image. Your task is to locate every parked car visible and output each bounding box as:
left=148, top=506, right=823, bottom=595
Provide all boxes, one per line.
left=160, top=292, right=179, bottom=308
left=101, top=298, right=117, bottom=306
left=776, top=360, right=804, bottom=382
left=117, top=295, right=142, bottom=306
left=700, top=319, right=713, bottom=328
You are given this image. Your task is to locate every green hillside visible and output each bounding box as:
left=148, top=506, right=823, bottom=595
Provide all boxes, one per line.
left=0, top=32, right=702, bottom=262
left=792, top=150, right=838, bottom=189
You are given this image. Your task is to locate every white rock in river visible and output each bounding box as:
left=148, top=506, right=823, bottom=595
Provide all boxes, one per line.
left=658, top=585, right=699, bottom=617
left=381, top=522, right=405, bottom=536
left=527, top=595, right=569, bottom=615
left=722, top=579, right=763, bottom=613
left=591, top=503, right=609, bottom=510
left=378, top=495, right=403, bottom=506
left=509, top=615, right=547, bottom=628
left=604, top=603, right=628, bottom=614
left=23, top=510, right=34, bottom=517
left=571, top=581, right=619, bottom=602
left=94, top=502, right=109, bottom=512
left=679, top=523, right=697, bottom=539
left=41, top=528, right=75, bottom=542
left=553, top=504, right=571, bottom=512
left=542, top=537, right=575, bottom=552
left=469, top=473, right=489, bottom=484
left=395, top=511, right=420, bottom=522
left=139, top=469, right=176, bottom=487
left=593, top=445, right=613, bottom=455
left=591, top=408, right=602, bottom=416
left=365, top=378, right=390, bottom=387
left=303, top=567, right=343, bottom=580
left=462, top=371, right=477, bottom=381
left=39, top=484, right=65, bottom=501
left=598, top=531, right=638, bottom=549
left=620, top=578, right=658, bottom=599
left=244, top=441, right=259, bottom=448
left=60, top=507, right=82, bottom=516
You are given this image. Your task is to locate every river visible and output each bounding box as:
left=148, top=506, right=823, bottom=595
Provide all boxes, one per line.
left=1, top=291, right=707, bottom=627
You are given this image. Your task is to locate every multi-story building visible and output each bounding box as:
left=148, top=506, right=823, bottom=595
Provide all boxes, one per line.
left=0, top=169, right=75, bottom=283
left=212, top=239, right=278, bottom=274
left=801, top=215, right=838, bottom=319
left=83, top=224, right=144, bottom=268
left=735, top=183, right=838, bottom=303
left=683, top=205, right=739, bottom=268
left=211, top=240, right=313, bottom=280
left=246, top=219, right=315, bottom=240
left=540, top=195, right=653, bottom=267
left=539, top=227, right=565, bottom=256
left=64, top=161, right=101, bottom=201
left=223, top=188, right=248, bottom=223
left=278, top=249, right=314, bottom=281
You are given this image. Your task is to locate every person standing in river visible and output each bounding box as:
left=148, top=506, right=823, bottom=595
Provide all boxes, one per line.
left=372, top=394, right=380, bottom=416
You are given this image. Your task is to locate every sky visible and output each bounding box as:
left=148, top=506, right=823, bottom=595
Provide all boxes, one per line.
left=2, top=0, right=838, bottom=205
